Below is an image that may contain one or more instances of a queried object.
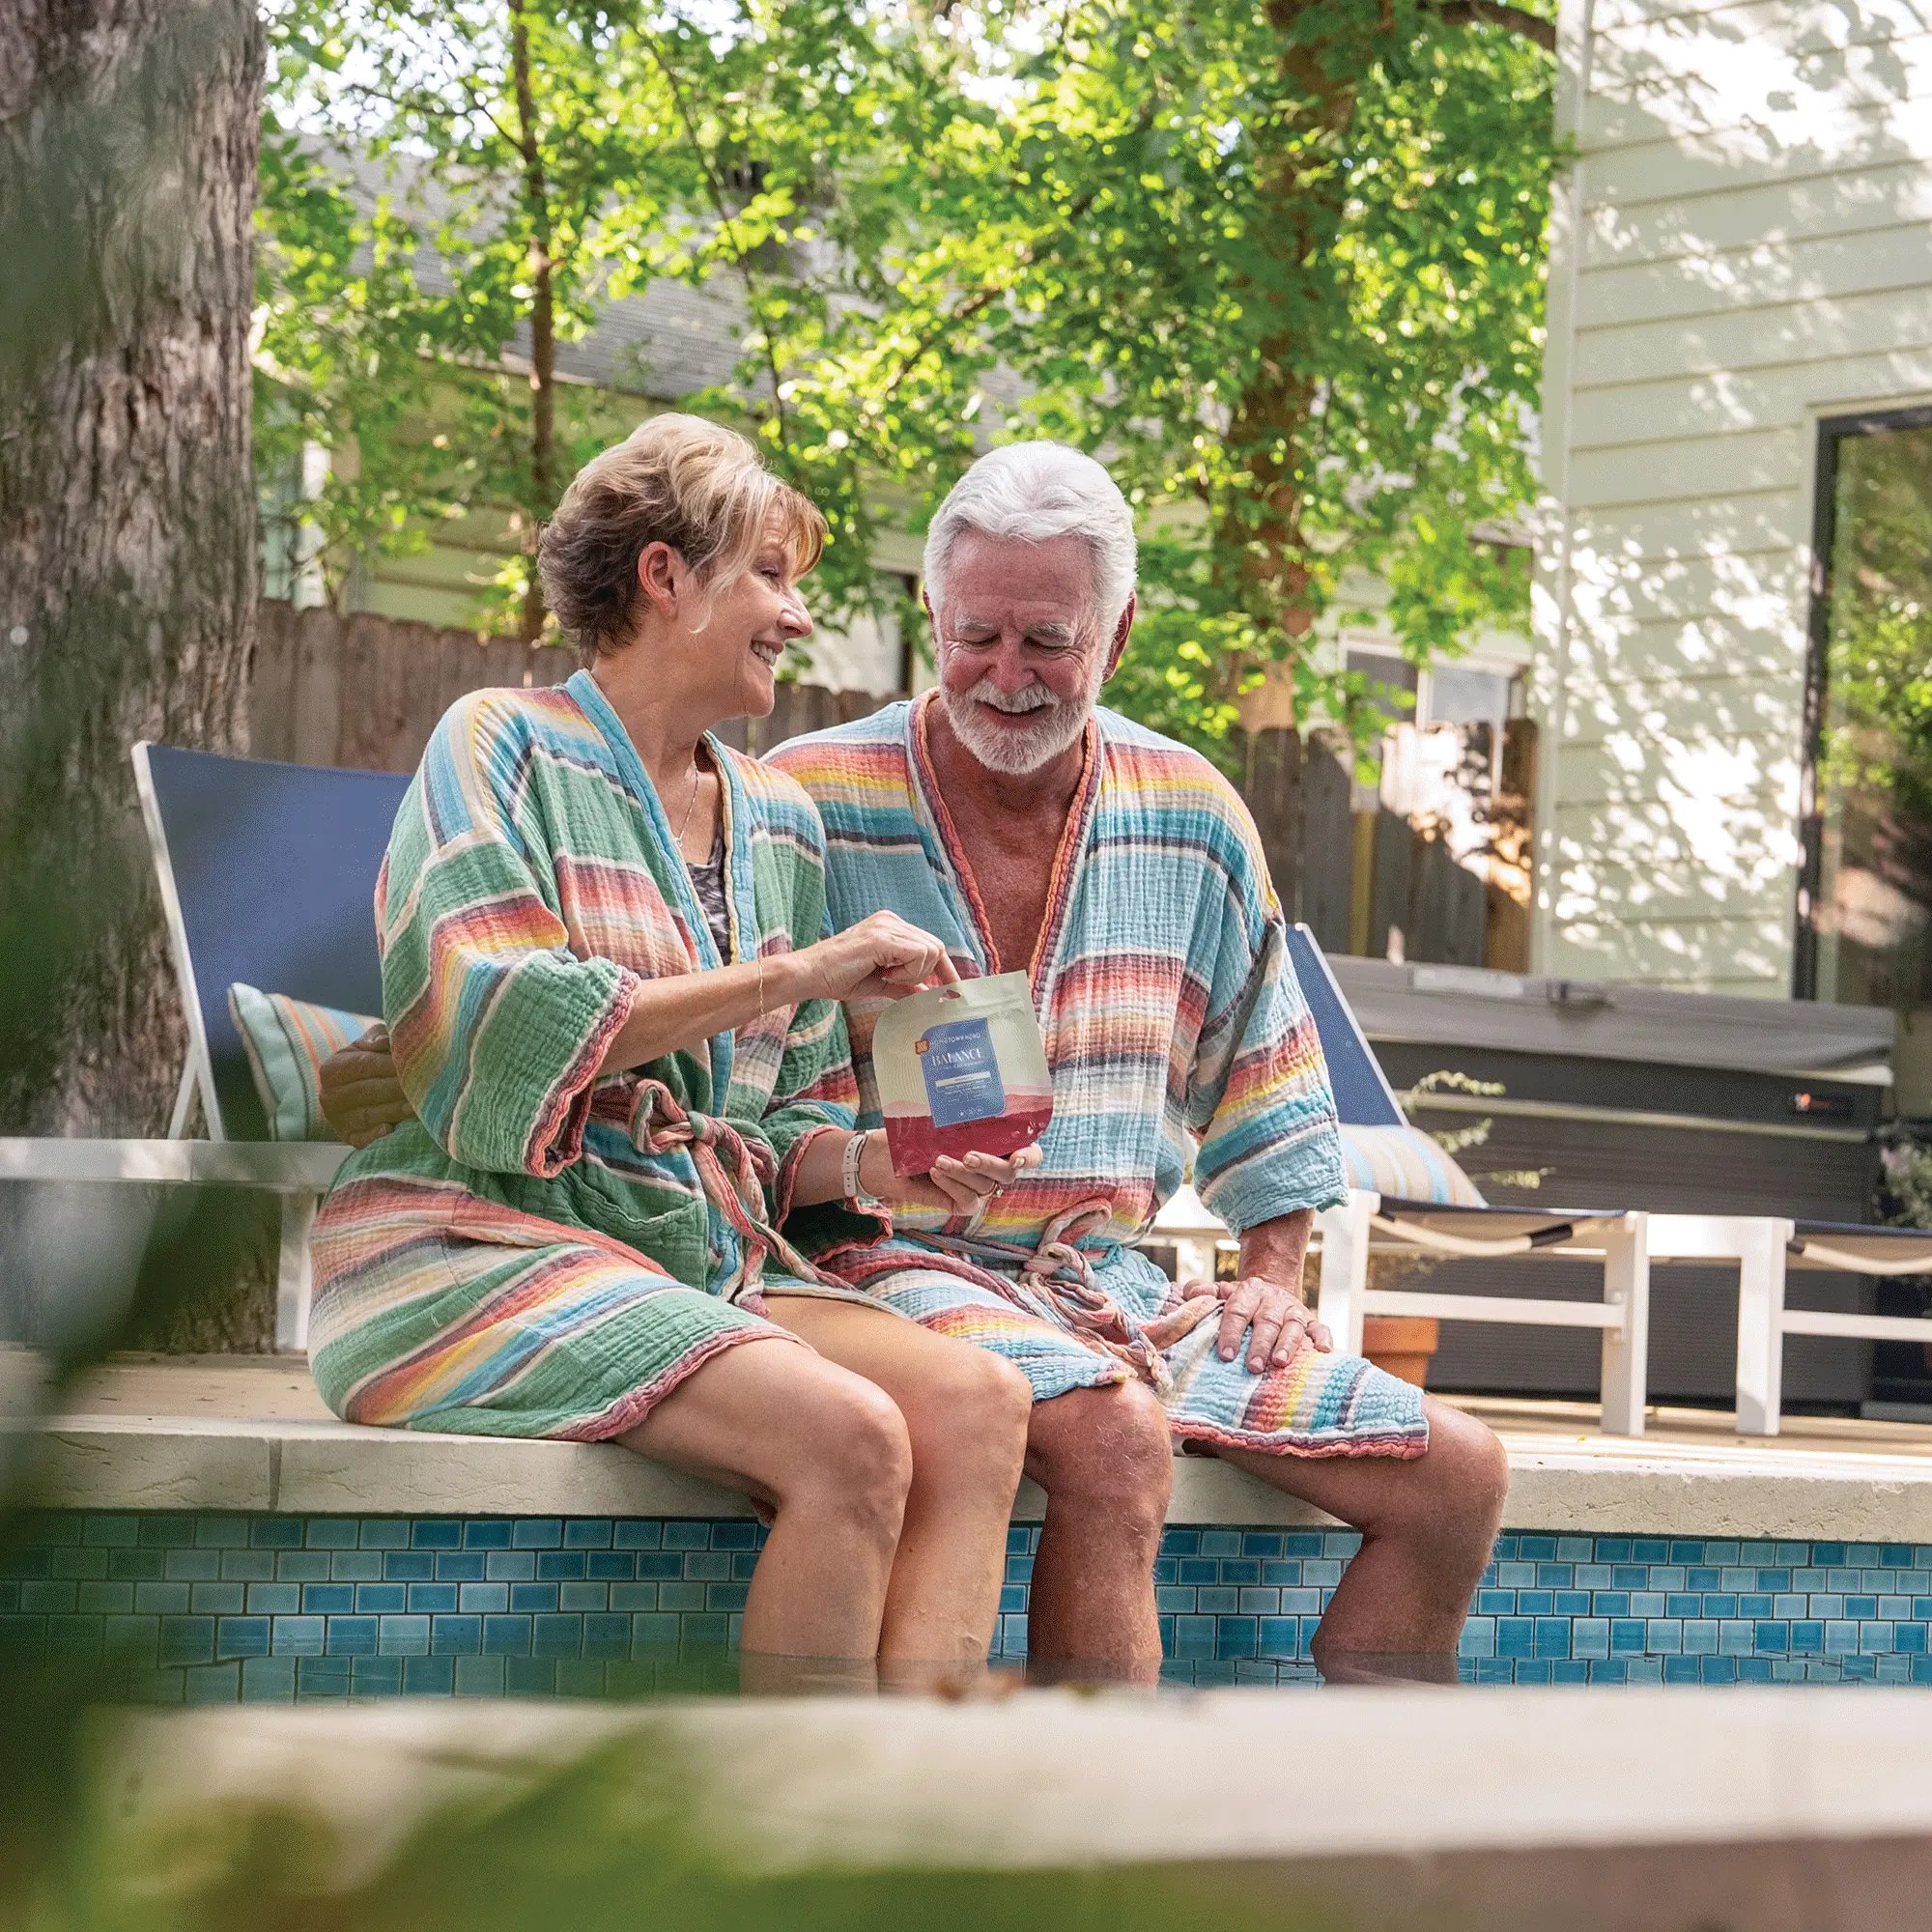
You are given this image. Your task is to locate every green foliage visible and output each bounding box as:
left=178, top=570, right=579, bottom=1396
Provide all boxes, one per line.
left=691, top=0, right=1556, bottom=764
left=1403, top=1068, right=1546, bottom=1193
left=1880, top=1128, right=1932, bottom=1234
left=1822, top=422, right=1932, bottom=828
left=256, top=0, right=692, bottom=621
left=258, top=0, right=1555, bottom=749
left=24, top=1730, right=1364, bottom=1932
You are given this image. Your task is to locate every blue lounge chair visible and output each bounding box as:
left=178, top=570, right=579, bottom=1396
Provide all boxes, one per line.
left=0, top=746, right=408, bottom=1350
left=132, top=744, right=405, bottom=1142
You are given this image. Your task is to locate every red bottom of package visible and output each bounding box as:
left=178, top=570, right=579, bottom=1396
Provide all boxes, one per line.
left=882, top=1099, right=1053, bottom=1178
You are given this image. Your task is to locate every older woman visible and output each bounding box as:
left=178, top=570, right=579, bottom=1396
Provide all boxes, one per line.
left=308, top=414, right=1035, bottom=1678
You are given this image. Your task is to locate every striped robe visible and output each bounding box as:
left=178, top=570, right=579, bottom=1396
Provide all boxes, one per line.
left=308, top=669, right=869, bottom=1439
left=770, top=696, right=1427, bottom=1458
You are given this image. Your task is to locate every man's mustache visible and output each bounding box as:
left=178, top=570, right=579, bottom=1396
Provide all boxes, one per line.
left=965, top=678, right=1058, bottom=715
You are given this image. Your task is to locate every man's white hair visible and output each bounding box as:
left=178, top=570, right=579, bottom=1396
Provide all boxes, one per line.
left=923, top=442, right=1137, bottom=637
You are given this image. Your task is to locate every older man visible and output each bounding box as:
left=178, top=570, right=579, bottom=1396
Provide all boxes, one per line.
left=765, top=443, right=1508, bottom=1680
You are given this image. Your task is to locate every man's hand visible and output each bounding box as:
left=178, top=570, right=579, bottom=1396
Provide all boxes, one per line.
left=318, top=1024, right=414, bottom=1149
left=858, top=1132, right=1041, bottom=1218
left=1196, top=1208, right=1328, bottom=1373
left=1179, top=1273, right=1332, bottom=1374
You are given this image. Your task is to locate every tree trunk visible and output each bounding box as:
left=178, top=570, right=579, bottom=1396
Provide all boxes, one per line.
left=1220, top=0, right=1373, bottom=648
left=511, top=0, right=556, bottom=643
left=1196, top=2, right=1372, bottom=722
left=1219, top=1, right=1549, bottom=719
left=0, top=0, right=264, bottom=1137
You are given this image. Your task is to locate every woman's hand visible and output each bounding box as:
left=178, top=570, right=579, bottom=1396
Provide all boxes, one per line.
left=798, top=913, right=958, bottom=1006
left=857, top=1129, right=1041, bottom=1218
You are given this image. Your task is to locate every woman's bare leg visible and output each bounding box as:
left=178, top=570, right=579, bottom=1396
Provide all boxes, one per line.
left=615, top=1334, right=912, bottom=1662
left=765, top=1296, right=1032, bottom=1669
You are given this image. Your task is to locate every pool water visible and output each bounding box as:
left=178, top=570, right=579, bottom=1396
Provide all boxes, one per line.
left=7, top=1514, right=1932, bottom=1703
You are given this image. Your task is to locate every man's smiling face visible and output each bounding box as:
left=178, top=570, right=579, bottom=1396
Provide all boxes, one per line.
left=930, top=530, right=1112, bottom=777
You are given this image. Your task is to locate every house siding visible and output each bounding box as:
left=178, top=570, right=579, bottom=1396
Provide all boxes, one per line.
left=1534, top=0, right=1932, bottom=993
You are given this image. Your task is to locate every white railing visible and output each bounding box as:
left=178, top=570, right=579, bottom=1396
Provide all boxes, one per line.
left=1151, top=1188, right=1932, bottom=1440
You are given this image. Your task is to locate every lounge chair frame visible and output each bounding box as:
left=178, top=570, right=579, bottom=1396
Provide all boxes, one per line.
left=0, top=745, right=355, bottom=1352
left=1153, top=924, right=1932, bottom=1438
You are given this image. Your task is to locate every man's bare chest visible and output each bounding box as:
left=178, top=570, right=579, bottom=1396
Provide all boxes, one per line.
left=948, top=812, right=1061, bottom=978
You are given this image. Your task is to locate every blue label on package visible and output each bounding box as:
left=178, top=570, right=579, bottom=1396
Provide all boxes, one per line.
left=918, top=1017, right=1007, bottom=1127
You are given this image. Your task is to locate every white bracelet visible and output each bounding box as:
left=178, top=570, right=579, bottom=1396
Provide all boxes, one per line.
left=840, top=1129, right=878, bottom=1208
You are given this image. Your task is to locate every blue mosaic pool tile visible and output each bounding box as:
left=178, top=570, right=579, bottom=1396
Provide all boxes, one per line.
left=14, top=1515, right=1932, bottom=1699
left=379, top=1615, right=431, bottom=1655
left=1215, top=1616, right=1258, bottom=1659
left=1257, top=1616, right=1296, bottom=1656
left=1572, top=1617, right=1609, bottom=1659
left=214, top=1615, right=270, bottom=1660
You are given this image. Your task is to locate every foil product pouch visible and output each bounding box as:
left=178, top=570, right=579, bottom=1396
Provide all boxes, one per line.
left=870, top=971, right=1054, bottom=1178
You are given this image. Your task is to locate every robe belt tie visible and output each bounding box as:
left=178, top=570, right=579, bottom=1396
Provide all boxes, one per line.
left=622, top=1079, right=825, bottom=1297
left=924, top=1198, right=1174, bottom=1393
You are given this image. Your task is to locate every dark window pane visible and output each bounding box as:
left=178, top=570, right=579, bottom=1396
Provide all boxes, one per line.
left=1813, top=420, right=1932, bottom=1008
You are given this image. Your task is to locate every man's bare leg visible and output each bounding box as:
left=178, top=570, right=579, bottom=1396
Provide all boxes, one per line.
left=1214, top=1394, right=1508, bottom=1669
left=1021, top=1380, right=1174, bottom=1685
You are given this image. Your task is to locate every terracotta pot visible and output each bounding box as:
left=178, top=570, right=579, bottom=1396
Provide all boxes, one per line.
left=1362, top=1314, right=1439, bottom=1388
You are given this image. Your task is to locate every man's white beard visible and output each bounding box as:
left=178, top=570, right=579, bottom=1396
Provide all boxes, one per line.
left=941, top=671, right=1099, bottom=776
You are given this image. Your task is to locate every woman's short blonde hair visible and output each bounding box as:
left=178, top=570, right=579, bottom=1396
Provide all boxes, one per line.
left=538, top=413, right=826, bottom=658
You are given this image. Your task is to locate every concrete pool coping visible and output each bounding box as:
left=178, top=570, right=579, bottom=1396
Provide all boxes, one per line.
left=97, top=1689, right=1932, bottom=1932
left=104, top=1686, right=1932, bottom=1866
left=8, top=1352, right=1932, bottom=1539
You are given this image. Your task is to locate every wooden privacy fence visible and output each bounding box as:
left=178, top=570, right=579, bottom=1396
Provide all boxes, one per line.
left=1244, top=719, right=1536, bottom=973
left=252, top=602, right=894, bottom=771
left=252, top=603, right=570, bottom=770
left=251, top=602, right=1532, bottom=970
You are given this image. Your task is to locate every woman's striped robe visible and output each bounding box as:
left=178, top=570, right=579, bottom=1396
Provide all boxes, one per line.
left=770, top=696, right=1428, bottom=1460
left=309, top=669, right=872, bottom=1438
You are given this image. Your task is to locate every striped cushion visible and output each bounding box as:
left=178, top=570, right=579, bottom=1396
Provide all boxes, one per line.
left=1339, top=1122, right=1486, bottom=1208
left=227, top=983, right=378, bottom=1142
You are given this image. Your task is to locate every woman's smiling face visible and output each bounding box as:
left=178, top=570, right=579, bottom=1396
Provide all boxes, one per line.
left=705, top=524, right=815, bottom=720
left=641, top=514, right=816, bottom=726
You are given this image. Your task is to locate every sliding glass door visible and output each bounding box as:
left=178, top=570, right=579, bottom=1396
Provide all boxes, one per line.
left=1799, top=409, right=1932, bottom=1009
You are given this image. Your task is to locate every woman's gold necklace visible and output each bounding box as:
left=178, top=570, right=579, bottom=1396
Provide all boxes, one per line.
left=673, top=757, right=705, bottom=857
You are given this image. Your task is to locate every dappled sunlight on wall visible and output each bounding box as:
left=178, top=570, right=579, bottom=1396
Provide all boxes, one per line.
left=1536, top=0, right=1932, bottom=993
